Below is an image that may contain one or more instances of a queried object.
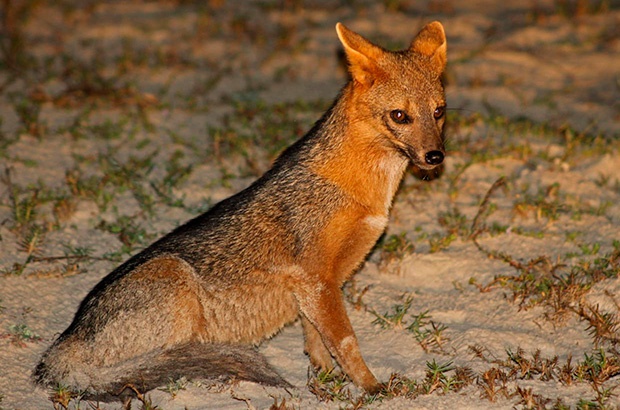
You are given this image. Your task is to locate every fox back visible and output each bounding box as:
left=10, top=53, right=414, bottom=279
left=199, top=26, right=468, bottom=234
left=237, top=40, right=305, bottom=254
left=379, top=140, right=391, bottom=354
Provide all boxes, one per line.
left=34, top=21, right=447, bottom=401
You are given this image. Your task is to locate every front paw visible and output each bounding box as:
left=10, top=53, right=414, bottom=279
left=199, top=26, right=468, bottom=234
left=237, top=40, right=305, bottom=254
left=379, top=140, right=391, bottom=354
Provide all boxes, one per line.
left=363, top=380, right=385, bottom=396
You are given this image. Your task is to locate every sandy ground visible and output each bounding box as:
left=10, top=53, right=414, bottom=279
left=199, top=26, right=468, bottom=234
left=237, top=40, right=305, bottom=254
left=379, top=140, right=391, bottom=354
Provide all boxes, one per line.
left=1, top=1, right=619, bottom=409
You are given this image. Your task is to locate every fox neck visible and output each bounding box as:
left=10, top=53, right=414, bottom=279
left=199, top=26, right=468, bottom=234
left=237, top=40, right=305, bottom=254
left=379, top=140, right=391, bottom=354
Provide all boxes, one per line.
left=310, top=83, right=409, bottom=216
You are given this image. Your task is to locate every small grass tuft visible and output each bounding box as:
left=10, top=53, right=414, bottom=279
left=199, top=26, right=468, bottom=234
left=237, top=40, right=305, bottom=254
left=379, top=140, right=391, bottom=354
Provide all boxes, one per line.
left=377, top=232, right=415, bottom=269
left=3, top=323, right=42, bottom=347
left=307, top=368, right=352, bottom=403
left=371, top=295, right=449, bottom=353
left=97, top=215, right=152, bottom=256
left=158, top=377, right=188, bottom=399
left=381, top=361, right=474, bottom=400
left=49, top=383, right=81, bottom=410
left=372, top=295, right=414, bottom=330
left=407, top=312, right=449, bottom=353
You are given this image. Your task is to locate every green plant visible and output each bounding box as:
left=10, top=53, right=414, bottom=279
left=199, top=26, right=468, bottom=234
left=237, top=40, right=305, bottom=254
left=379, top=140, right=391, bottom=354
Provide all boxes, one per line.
left=372, top=295, right=414, bottom=330
left=307, top=368, right=352, bottom=403
left=406, top=311, right=449, bottom=353
left=159, top=377, right=188, bottom=398
left=5, top=323, right=41, bottom=347
left=371, top=296, right=449, bottom=353
left=438, top=207, right=469, bottom=237
left=98, top=215, right=152, bottom=256
left=427, top=232, right=457, bottom=253
left=49, top=383, right=81, bottom=410
left=381, top=361, right=474, bottom=400
left=377, top=232, right=415, bottom=267
left=13, top=96, right=44, bottom=137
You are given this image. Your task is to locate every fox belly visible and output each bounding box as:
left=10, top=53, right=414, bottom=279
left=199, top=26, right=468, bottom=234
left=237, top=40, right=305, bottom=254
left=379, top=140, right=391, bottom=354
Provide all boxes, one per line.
left=63, top=256, right=298, bottom=364
left=195, top=269, right=302, bottom=345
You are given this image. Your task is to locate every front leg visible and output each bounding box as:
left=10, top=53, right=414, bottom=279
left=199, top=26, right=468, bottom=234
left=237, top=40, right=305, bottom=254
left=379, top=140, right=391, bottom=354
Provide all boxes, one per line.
left=296, top=283, right=380, bottom=393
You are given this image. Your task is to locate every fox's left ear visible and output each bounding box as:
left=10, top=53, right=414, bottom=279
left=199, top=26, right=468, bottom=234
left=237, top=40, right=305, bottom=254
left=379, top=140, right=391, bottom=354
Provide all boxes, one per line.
left=410, top=21, right=447, bottom=75
left=336, top=23, right=385, bottom=87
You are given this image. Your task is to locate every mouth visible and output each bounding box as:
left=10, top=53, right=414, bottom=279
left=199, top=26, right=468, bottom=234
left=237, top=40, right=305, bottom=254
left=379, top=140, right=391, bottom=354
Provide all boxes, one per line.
left=394, top=144, right=445, bottom=170
left=413, top=161, right=442, bottom=171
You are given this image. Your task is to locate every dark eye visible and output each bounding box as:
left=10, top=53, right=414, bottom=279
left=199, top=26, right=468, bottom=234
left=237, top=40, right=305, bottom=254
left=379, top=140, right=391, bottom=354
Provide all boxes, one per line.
left=434, top=105, right=446, bottom=119
left=390, top=110, right=410, bottom=124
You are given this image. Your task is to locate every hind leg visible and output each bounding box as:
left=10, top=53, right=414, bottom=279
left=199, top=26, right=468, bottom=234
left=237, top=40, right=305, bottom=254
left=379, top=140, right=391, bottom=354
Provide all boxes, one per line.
left=34, top=255, right=210, bottom=394
left=92, top=255, right=211, bottom=356
left=302, top=316, right=334, bottom=372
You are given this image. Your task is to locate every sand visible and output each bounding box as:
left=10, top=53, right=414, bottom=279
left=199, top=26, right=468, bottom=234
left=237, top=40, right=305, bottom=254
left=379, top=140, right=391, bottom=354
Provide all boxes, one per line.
left=0, top=1, right=619, bottom=409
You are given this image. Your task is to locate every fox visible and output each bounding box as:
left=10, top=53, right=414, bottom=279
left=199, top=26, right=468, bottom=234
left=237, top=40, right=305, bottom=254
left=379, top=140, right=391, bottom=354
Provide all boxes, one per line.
left=33, top=21, right=447, bottom=402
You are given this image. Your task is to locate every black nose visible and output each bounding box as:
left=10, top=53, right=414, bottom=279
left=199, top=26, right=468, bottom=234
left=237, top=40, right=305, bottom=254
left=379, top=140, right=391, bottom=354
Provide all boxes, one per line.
left=425, top=150, right=444, bottom=165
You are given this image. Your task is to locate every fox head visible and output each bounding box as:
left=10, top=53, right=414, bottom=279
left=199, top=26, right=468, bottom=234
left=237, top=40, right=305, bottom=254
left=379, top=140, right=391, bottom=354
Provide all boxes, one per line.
left=336, top=22, right=447, bottom=170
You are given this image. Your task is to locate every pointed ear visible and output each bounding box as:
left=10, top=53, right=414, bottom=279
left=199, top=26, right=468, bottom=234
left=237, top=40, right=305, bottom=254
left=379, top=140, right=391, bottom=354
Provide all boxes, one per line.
left=336, top=23, right=385, bottom=86
left=410, top=21, right=447, bottom=75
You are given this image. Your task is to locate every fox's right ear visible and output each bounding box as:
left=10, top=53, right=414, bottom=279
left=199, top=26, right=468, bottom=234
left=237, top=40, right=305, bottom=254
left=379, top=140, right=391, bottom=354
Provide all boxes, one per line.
left=336, top=23, right=385, bottom=87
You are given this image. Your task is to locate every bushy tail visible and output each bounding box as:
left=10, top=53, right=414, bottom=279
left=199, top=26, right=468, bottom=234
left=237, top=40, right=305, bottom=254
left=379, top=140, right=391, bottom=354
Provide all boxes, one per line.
left=34, top=341, right=290, bottom=402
